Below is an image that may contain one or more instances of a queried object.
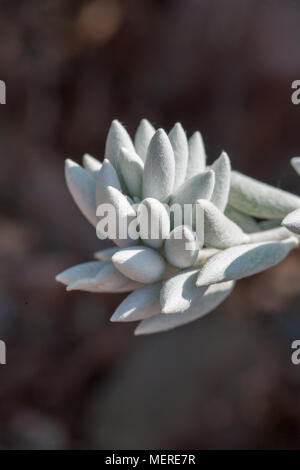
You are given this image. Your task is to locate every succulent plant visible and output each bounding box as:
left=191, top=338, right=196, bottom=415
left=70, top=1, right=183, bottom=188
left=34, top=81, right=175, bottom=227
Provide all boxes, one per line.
left=56, top=119, right=300, bottom=335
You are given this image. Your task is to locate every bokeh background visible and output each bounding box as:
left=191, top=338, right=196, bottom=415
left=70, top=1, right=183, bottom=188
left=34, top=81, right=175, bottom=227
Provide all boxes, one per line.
left=1, top=0, right=300, bottom=450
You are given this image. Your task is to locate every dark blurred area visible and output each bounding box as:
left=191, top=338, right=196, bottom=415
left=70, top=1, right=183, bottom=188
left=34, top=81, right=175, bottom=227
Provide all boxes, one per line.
left=1, top=0, right=300, bottom=449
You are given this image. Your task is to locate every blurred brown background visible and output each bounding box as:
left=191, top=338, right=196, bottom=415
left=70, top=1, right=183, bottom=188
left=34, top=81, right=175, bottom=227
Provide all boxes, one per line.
left=1, top=0, right=300, bottom=450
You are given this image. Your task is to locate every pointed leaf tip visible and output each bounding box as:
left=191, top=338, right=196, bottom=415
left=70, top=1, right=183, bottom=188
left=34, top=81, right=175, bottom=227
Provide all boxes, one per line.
left=104, top=120, right=135, bottom=180
left=56, top=261, right=103, bottom=286
left=186, top=131, right=206, bottom=180
left=142, top=129, right=175, bottom=202
left=82, top=154, right=102, bottom=177
left=64, top=159, right=97, bottom=226
left=95, top=158, right=121, bottom=207
left=119, top=147, right=144, bottom=198
left=282, top=208, right=300, bottom=235
left=168, top=122, right=188, bottom=191
left=111, top=283, right=161, bottom=322
left=210, top=151, right=231, bottom=212
left=171, top=169, right=215, bottom=207
left=196, top=199, right=248, bottom=249
left=134, top=119, right=155, bottom=162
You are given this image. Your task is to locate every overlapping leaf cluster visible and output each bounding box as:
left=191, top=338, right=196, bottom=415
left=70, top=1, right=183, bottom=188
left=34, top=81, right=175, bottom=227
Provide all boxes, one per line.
left=56, top=119, right=300, bottom=334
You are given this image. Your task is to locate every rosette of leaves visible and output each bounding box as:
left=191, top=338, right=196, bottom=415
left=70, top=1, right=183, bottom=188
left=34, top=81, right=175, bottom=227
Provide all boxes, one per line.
left=56, top=119, right=300, bottom=334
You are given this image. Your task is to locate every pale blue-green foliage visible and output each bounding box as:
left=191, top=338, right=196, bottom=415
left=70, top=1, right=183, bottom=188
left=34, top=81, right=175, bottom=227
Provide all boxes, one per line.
left=57, top=119, right=300, bottom=334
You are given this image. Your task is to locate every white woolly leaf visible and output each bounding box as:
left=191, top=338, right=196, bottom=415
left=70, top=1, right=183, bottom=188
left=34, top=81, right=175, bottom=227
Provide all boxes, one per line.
left=104, top=120, right=135, bottom=176
left=103, top=185, right=136, bottom=218
left=66, top=278, right=104, bottom=293
left=95, top=158, right=122, bottom=207
left=82, top=154, right=102, bottom=178
left=164, top=225, right=200, bottom=268
left=210, top=151, right=231, bottom=212
left=65, top=159, right=97, bottom=226
left=94, top=247, right=119, bottom=261
left=225, top=206, right=261, bottom=233
left=282, top=208, right=300, bottom=235
left=247, top=227, right=291, bottom=243
left=119, top=147, right=144, bottom=198
left=137, top=198, right=170, bottom=249
left=90, top=261, right=143, bottom=292
left=111, top=283, right=162, bottom=322
left=142, top=129, right=175, bottom=202
left=134, top=119, right=155, bottom=162
left=229, top=171, right=300, bottom=219
left=99, top=186, right=137, bottom=248
left=160, top=268, right=207, bottom=314
left=55, top=261, right=103, bottom=286
left=171, top=170, right=215, bottom=206
left=196, top=237, right=298, bottom=287
left=67, top=261, right=143, bottom=293
left=112, top=246, right=166, bottom=283
left=196, top=199, right=248, bottom=249
left=186, top=131, right=206, bottom=179
left=168, top=122, right=188, bottom=191
left=134, top=281, right=235, bottom=335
